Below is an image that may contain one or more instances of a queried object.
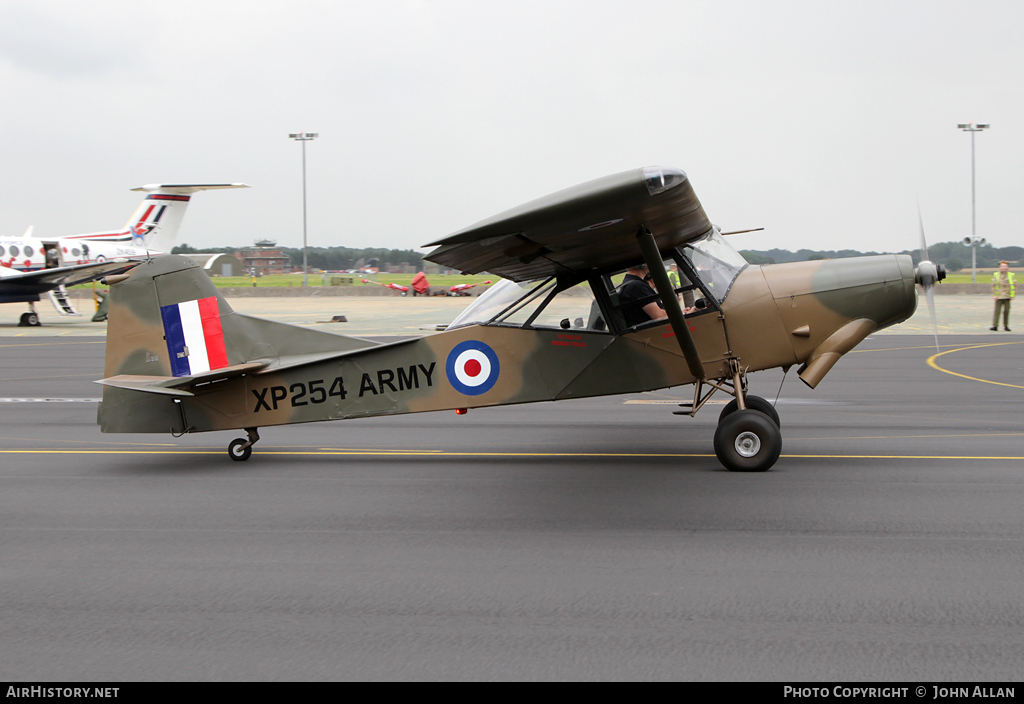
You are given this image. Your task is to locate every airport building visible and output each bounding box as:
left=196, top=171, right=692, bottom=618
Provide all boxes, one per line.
left=239, top=240, right=291, bottom=275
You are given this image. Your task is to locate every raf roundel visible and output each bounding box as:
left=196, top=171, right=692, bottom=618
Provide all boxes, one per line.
left=446, top=341, right=500, bottom=396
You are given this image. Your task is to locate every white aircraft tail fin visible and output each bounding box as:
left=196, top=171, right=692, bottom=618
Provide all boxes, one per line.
left=121, top=183, right=249, bottom=254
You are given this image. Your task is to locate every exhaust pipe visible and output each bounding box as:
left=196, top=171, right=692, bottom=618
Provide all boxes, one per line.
left=797, top=318, right=877, bottom=389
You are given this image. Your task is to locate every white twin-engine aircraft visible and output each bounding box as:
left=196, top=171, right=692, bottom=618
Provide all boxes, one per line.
left=1, top=183, right=247, bottom=325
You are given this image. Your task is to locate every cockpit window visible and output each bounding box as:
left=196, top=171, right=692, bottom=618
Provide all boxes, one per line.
left=680, top=230, right=748, bottom=303
left=447, top=277, right=606, bottom=333
left=447, top=278, right=547, bottom=330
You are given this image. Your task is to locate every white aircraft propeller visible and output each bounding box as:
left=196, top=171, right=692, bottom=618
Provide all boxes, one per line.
left=914, top=208, right=946, bottom=352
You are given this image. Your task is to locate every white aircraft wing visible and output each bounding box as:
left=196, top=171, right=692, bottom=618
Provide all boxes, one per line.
left=0, top=259, right=139, bottom=295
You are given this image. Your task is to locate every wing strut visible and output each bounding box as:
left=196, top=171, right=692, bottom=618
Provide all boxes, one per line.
left=635, top=226, right=705, bottom=381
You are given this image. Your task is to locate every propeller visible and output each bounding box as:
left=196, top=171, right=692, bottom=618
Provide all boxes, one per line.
left=913, top=208, right=946, bottom=352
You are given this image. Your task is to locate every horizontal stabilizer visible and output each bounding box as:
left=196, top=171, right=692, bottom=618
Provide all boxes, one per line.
left=130, top=183, right=249, bottom=195
left=96, top=361, right=268, bottom=396
left=94, top=375, right=195, bottom=397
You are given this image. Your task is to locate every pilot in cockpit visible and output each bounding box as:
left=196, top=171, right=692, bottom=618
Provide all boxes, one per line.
left=618, top=263, right=697, bottom=328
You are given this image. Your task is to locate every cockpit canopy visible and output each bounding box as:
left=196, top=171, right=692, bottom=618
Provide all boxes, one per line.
left=447, top=230, right=748, bottom=333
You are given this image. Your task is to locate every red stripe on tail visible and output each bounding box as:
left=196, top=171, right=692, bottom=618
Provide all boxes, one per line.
left=197, top=297, right=229, bottom=370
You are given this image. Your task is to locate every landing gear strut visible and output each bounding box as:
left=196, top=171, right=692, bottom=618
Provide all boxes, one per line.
left=228, top=427, right=260, bottom=461
left=679, top=360, right=783, bottom=472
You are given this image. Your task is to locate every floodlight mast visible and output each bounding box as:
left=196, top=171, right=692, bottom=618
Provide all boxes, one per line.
left=289, top=132, right=319, bottom=287
left=957, top=122, right=989, bottom=283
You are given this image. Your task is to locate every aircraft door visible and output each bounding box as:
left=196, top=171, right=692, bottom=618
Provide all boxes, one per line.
left=42, top=242, right=62, bottom=269
left=597, top=254, right=733, bottom=379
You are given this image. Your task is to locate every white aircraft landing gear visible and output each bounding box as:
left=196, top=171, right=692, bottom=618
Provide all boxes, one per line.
left=228, top=427, right=260, bottom=461
left=18, top=303, right=41, bottom=327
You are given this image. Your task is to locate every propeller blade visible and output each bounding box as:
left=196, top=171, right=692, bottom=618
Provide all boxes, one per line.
left=925, top=284, right=939, bottom=353
left=918, top=205, right=930, bottom=264
left=917, top=207, right=940, bottom=352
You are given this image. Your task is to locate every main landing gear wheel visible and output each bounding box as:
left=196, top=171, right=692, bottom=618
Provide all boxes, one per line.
left=714, top=409, right=782, bottom=472
left=18, top=312, right=40, bottom=327
left=228, top=438, right=252, bottom=461
left=718, top=394, right=780, bottom=428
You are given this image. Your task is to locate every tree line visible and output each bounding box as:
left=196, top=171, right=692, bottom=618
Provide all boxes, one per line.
left=740, top=242, right=1023, bottom=271
left=173, top=240, right=1021, bottom=274
left=172, top=244, right=426, bottom=271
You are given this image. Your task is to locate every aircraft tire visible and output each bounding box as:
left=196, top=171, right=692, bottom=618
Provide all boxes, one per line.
left=26, top=313, right=40, bottom=326
left=228, top=438, right=252, bottom=461
left=718, top=395, right=780, bottom=428
left=713, top=409, right=781, bottom=472
left=95, top=255, right=107, bottom=263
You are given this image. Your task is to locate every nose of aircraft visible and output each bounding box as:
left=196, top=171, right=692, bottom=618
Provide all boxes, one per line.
left=761, top=254, right=918, bottom=388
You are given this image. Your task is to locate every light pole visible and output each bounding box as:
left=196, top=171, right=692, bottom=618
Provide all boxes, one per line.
left=289, top=132, right=318, bottom=286
left=957, top=122, right=989, bottom=283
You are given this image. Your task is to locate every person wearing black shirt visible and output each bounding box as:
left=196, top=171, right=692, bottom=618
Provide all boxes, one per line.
left=618, top=264, right=669, bottom=327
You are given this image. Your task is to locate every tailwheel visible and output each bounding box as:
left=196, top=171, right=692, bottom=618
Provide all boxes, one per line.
left=227, top=428, right=260, bottom=462
left=228, top=439, right=252, bottom=461
left=714, top=409, right=782, bottom=472
left=718, top=395, right=781, bottom=428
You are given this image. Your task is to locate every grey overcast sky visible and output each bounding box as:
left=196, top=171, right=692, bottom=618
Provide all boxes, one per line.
left=1, top=0, right=1021, bottom=257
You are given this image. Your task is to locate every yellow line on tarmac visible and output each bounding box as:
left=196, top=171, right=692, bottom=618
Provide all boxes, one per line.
left=0, top=449, right=712, bottom=458
left=794, top=432, right=1024, bottom=440
left=787, top=454, right=1024, bottom=460
left=0, top=449, right=1021, bottom=461
left=851, top=344, right=958, bottom=354
left=926, top=341, right=1024, bottom=389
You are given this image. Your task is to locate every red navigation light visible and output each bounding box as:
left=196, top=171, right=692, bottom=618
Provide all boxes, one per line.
left=455, top=408, right=468, bottom=415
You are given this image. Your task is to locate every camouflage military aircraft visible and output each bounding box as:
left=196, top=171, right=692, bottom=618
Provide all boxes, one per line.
left=95, top=167, right=943, bottom=471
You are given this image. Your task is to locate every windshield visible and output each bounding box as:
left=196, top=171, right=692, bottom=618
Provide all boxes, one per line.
left=447, top=277, right=605, bottom=332
left=448, top=278, right=551, bottom=330
left=680, top=231, right=748, bottom=303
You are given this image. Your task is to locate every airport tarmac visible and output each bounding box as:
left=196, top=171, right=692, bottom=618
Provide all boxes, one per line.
left=0, top=318, right=1022, bottom=680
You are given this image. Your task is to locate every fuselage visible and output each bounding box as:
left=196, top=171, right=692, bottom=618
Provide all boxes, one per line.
left=97, top=247, right=918, bottom=435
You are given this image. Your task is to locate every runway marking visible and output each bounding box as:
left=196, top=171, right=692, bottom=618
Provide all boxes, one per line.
left=624, top=399, right=727, bottom=405
left=0, top=341, right=103, bottom=347
left=927, top=341, right=1024, bottom=389
left=0, top=374, right=96, bottom=382
left=0, top=398, right=101, bottom=403
left=0, top=449, right=1021, bottom=461
left=793, top=432, right=1024, bottom=440
left=851, top=343, right=963, bottom=354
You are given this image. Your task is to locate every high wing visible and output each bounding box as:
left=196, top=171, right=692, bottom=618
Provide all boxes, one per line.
left=423, top=167, right=712, bottom=281
left=0, top=259, right=139, bottom=298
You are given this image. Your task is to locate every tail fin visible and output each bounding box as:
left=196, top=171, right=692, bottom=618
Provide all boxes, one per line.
left=124, top=183, right=249, bottom=254
left=102, top=254, right=374, bottom=380
left=99, top=255, right=382, bottom=433
left=62, top=183, right=248, bottom=258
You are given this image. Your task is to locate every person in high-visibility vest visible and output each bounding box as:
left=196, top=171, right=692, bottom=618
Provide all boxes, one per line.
left=667, top=262, right=695, bottom=308
left=991, top=260, right=1016, bottom=331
